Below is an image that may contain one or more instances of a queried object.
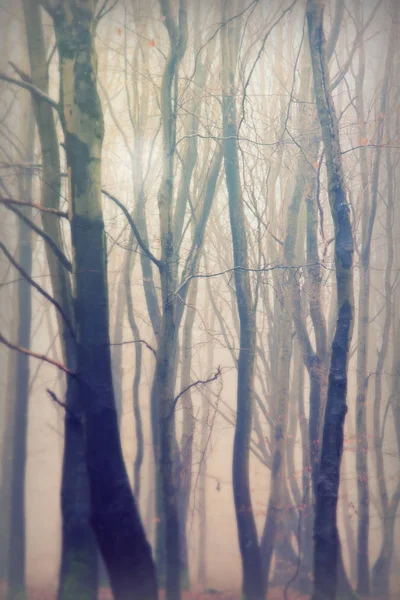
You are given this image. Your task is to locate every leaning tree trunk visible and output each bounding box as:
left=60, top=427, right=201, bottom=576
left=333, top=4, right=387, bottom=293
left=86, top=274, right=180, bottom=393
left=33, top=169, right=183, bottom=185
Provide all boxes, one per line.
left=22, top=2, right=98, bottom=597
left=49, top=3, right=158, bottom=599
left=220, top=8, right=265, bottom=600
left=307, top=2, right=354, bottom=599
left=7, top=101, right=34, bottom=600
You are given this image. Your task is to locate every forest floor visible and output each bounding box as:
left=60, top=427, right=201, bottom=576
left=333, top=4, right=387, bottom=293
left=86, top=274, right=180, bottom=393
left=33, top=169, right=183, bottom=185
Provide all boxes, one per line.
left=0, top=583, right=311, bottom=600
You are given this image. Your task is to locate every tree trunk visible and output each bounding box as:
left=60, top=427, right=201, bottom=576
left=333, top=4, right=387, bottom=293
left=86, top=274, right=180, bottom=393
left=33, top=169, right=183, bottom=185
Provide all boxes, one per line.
left=124, top=233, right=145, bottom=502
left=22, top=2, right=99, bottom=597
left=197, top=308, right=214, bottom=588
left=220, top=6, right=265, bottom=599
left=178, top=277, right=199, bottom=589
left=307, top=2, right=355, bottom=599
left=260, top=290, right=292, bottom=590
left=7, top=101, right=34, bottom=600
left=49, top=3, right=158, bottom=598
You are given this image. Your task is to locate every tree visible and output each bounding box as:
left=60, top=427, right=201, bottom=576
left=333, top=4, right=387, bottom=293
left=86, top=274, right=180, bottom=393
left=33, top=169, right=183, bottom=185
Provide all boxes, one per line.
left=307, top=1, right=355, bottom=598
left=43, top=1, right=157, bottom=597
left=220, top=4, right=265, bottom=599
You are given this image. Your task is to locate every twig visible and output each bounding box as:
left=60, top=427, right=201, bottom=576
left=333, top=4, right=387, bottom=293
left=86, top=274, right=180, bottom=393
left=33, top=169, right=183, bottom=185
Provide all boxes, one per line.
left=110, top=339, right=156, bottom=357
left=169, top=366, right=221, bottom=417
left=0, top=333, right=74, bottom=375
left=46, top=389, right=80, bottom=423
left=175, top=262, right=322, bottom=296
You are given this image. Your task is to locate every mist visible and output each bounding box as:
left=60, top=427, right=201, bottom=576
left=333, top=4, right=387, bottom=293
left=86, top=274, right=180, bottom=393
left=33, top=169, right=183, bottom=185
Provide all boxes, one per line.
left=0, top=1, right=399, bottom=599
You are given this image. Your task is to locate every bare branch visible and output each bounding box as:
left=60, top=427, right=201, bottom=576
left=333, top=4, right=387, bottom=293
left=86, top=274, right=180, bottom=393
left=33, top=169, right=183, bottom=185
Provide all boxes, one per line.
left=0, top=333, right=74, bottom=376
left=175, top=262, right=322, bottom=296
left=5, top=204, right=72, bottom=272
left=95, top=0, right=118, bottom=22
left=0, top=241, right=75, bottom=337
left=102, top=189, right=162, bottom=269
left=110, top=339, right=156, bottom=357
left=0, top=71, right=59, bottom=112
left=170, top=366, right=221, bottom=417
left=0, top=197, right=68, bottom=218
left=47, top=389, right=80, bottom=422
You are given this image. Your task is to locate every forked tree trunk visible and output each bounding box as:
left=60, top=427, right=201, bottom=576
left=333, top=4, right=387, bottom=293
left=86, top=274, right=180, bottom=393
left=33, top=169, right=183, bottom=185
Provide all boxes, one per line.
left=307, top=2, right=354, bottom=599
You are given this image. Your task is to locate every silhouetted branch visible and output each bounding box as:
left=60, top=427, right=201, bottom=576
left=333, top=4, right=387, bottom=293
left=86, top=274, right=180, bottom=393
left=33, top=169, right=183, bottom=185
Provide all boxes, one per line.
left=170, top=366, right=221, bottom=417
left=102, top=189, right=162, bottom=269
left=0, top=333, right=74, bottom=375
left=0, top=241, right=75, bottom=337
left=175, top=261, right=324, bottom=296
left=5, top=204, right=72, bottom=272
left=47, top=389, right=80, bottom=423
left=110, top=339, right=156, bottom=357
left=0, top=196, right=68, bottom=218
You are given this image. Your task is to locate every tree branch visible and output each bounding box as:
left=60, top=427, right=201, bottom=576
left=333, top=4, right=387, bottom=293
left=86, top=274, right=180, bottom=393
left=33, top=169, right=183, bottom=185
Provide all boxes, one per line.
left=0, top=332, right=74, bottom=375
left=5, top=204, right=72, bottom=272
left=0, top=196, right=68, bottom=218
left=169, top=366, right=221, bottom=417
left=0, top=71, right=59, bottom=112
left=0, top=241, right=75, bottom=337
left=110, top=339, right=156, bottom=357
left=175, top=262, right=323, bottom=296
left=47, top=389, right=80, bottom=422
left=102, top=189, right=162, bottom=269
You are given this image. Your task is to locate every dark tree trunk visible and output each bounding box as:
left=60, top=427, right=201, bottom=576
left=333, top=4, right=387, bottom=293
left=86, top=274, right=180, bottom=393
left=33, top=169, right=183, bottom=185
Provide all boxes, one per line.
left=48, top=3, right=158, bottom=598
left=21, top=2, right=99, bottom=597
left=307, top=2, right=355, bottom=599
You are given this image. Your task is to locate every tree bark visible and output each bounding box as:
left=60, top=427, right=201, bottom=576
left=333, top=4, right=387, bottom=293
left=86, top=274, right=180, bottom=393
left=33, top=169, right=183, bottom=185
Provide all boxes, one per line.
left=22, top=2, right=99, bottom=597
left=307, top=2, right=355, bottom=599
left=48, top=3, right=158, bottom=598
left=220, top=6, right=265, bottom=599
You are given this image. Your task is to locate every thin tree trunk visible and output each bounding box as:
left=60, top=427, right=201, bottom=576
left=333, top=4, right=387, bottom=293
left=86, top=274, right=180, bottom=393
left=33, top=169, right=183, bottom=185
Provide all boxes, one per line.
left=178, top=276, right=199, bottom=589
left=371, top=125, right=398, bottom=599
left=7, top=101, right=34, bottom=600
left=307, top=2, right=355, bottom=599
left=260, top=288, right=292, bottom=590
left=354, top=2, right=395, bottom=590
left=112, top=274, right=125, bottom=424
left=124, top=229, right=144, bottom=501
left=220, top=6, right=265, bottom=598
left=197, top=308, right=214, bottom=588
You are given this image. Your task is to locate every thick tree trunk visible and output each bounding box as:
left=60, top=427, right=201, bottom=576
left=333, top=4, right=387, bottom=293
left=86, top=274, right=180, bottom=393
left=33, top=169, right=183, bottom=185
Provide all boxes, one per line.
left=49, top=3, right=158, bottom=598
left=220, top=8, right=265, bottom=599
left=22, top=3, right=98, bottom=597
left=7, top=102, right=34, bottom=600
left=307, top=2, right=354, bottom=599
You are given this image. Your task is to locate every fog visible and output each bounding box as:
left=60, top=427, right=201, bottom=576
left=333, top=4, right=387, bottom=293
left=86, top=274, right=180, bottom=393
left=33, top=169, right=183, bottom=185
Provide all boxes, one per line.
left=0, top=0, right=399, bottom=599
